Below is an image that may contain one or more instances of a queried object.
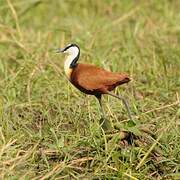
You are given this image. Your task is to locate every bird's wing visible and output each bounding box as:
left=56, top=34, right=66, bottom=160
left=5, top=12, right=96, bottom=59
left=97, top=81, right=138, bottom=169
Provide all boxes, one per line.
left=75, top=64, right=126, bottom=91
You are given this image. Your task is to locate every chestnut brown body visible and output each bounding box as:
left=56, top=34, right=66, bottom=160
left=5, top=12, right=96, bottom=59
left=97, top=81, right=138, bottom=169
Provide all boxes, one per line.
left=70, top=63, right=130, bottom=96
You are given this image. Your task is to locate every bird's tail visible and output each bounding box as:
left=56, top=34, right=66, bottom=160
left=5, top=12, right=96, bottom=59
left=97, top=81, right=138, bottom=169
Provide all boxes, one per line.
left=118, top=73, right=130, bottom=85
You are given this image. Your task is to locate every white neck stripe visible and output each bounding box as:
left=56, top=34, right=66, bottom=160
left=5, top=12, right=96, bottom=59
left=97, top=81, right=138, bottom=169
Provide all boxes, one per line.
left=64, top=46, right=79, bottom=77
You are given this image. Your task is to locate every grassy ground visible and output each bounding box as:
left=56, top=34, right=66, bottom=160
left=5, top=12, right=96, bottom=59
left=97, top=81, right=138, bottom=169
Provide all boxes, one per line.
left=0, top=0, right=180, bottom=179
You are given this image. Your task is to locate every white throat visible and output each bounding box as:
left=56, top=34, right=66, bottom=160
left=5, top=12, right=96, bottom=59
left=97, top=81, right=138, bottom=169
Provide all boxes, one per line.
left=64, top=46, right=79, bottom=79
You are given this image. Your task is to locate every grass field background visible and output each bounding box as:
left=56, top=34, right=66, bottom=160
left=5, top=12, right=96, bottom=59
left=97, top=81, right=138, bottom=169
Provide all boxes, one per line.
left=0, top=0, right=180, bottom=179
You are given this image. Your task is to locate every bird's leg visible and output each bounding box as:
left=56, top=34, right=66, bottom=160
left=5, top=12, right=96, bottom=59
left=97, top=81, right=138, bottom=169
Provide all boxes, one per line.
left=107, top=92, right=133, bottom=122
left=96, top=95, right=112, bottom=131
left=107, top=92, right=134, bottom=144
left=97, top=96, right=104, bottom=117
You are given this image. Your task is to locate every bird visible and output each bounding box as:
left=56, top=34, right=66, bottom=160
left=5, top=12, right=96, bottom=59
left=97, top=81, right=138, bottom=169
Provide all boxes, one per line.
left=55, top=43, right=133, bottom=130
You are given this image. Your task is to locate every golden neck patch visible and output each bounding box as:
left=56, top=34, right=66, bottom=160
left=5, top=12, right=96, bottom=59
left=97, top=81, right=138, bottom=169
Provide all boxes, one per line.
left=64, top=68, right=73, bottom=79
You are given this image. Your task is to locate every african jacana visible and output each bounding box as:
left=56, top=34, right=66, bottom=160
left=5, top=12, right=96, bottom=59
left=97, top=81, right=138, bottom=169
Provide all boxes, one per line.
left=56, top=44, right=133, bottom=130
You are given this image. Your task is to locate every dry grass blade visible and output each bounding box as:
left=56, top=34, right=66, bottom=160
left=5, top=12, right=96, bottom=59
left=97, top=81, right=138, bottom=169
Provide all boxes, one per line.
left=124, top=172, right=139, bottom=180
left=120, top=99, right=180, bottom=123
left=112, top=6, right=140, bottom=26
left=69, top=157, right=93, bottom=165
left=39, top=163, right=63, bottom=180
left=143, top=100, right=180, bottom=115
left=0, top=139, right=17, bottom=160
left=6, top=0, right=22, bottom=40
left=37, top=157, right=93, bottom=179
left=136, top=120, right=173, bottom=170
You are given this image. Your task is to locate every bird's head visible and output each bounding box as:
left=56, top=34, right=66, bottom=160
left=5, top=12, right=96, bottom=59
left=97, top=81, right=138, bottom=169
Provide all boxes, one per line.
left=55, top=43, right=80, bottom=56
left=55, top=43, right=80, bottom=69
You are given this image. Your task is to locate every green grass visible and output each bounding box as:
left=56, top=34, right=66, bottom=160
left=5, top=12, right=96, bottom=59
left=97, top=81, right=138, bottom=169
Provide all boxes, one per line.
left=0, top=0, right=180, bottom=179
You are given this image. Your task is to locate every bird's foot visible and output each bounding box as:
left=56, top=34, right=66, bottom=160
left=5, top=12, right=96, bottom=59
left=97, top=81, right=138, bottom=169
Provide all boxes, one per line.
left=99, top=117, right=113, bottom=131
